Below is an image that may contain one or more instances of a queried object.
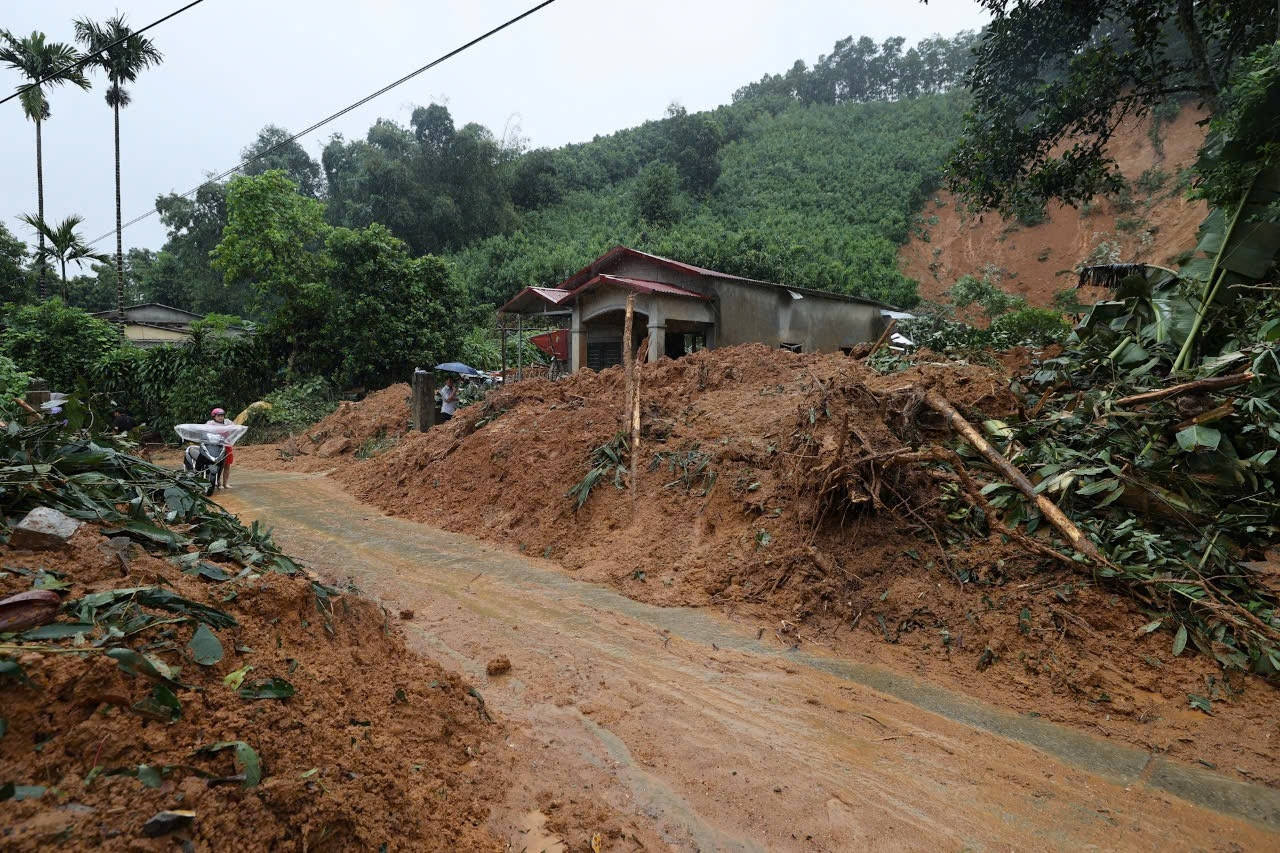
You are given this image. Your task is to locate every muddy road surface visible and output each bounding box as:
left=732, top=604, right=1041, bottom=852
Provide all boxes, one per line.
left=220, top=469, right=1280, bottom=851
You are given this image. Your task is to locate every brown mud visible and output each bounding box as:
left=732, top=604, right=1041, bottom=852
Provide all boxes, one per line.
left=0, top=525, right=502, bottom=851
left=298, top=344, right=1280, bottom=791
left=899, top=105, right=1210, bottom=311
left=222, top=470, right=1280, bottom=850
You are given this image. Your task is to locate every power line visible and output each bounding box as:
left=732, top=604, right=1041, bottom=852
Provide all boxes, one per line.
left=0, top=0, right=206, bottom=108
left=89, top=0, right=561, bottom=247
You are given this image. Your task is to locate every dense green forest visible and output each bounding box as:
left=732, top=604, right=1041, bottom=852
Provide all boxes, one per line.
left=1, top=30, right=979, bottom=323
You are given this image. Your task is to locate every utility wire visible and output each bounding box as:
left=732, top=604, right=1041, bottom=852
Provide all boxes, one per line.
left=0, top=0, right=206, bottom=107
left=88, top=0, right=560, bottom=247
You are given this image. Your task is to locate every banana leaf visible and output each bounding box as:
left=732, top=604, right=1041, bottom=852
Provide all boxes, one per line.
left=1174, top=165, right=1280, bottom=370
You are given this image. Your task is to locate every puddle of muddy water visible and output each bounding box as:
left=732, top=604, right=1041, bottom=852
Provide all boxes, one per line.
left=517, top=811, right=566, bottom=853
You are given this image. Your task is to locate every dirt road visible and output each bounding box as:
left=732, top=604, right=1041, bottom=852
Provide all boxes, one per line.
left=221, top=469, right=1280, bottom=851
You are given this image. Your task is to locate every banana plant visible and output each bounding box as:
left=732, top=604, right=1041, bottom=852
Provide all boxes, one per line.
left=1171, top=43, right=1280, bottom=372
left=1172, top=166, right=1280, bottom=372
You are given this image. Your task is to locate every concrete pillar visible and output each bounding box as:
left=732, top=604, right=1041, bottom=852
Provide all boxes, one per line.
left=647, top=321, right=666, bottom=363
left=644, top=296, right=665, bottom=363
left=570, top=306, right=584, bottom=372
left=411, top=369, right=435, bottom=432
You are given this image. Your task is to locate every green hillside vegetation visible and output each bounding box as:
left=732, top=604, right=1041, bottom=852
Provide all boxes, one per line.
left=456, top=94, right=966, bottom=309
left=2, top=30, right=978, bottom=323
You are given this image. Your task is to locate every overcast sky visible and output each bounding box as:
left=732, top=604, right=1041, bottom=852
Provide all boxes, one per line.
left=1, top=0, right=989, bottom=254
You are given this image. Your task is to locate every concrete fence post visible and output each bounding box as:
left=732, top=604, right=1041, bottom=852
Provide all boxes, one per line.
left=411, top=369, right=436, bottom=432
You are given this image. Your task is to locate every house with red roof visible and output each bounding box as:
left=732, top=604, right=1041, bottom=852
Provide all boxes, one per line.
left=500, top=246, right=891, bottom=372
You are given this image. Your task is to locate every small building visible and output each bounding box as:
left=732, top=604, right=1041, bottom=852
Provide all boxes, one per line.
left=90, top=303, right=232, bottom=348
left=500, top=246, right=892, bottom=372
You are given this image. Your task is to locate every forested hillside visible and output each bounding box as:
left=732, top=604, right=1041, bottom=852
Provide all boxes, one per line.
left=454, top=93, right=967, bottom=309
left=1, top=31, right=979, bottom=318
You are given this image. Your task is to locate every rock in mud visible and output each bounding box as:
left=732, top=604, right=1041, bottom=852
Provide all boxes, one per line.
left=9, top=506, right=81, bottom=550
left=317, top=437, right=352, bottom=458
left=0, top=589, right=62, bottom=632
left=486, top=656, right=512, bottom=676
left=399, top=609, right=415, bottom=620
left=141, top=809, right=195, bottom=837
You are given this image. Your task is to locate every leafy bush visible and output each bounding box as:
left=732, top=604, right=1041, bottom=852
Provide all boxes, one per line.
left=1014, top=203, right=1048, bottom=227
left=896, top=314, right=994, bottom=354
left=0, top=354, right=32, bottom=419
left=261, top=377, right=337, bottom=431
left=88, top=327, right=278, bottom=438
left=1135, top=167, right=1169, bottom=195
left=0, top=300, right=120, bottom=391
left=989, top=307, right=1071, bottom=347
left=948, top=273, right=1024, bottom=319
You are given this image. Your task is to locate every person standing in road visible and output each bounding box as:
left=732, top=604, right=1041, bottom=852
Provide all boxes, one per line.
left=440, top=377, right=459, bottom=421
left=205, top=407, right=234, bottom=489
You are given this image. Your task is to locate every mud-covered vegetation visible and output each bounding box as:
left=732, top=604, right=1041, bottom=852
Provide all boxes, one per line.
left=0, top=405, right=504, bottom=850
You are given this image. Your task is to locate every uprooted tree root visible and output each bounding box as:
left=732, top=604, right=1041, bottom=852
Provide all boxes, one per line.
left=784, top=375, right=1280, bottom=676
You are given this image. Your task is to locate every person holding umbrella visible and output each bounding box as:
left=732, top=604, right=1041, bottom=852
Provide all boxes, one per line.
left=440, top=376, right=459, bottom=421
left=433, top=362, right=480, bottom=422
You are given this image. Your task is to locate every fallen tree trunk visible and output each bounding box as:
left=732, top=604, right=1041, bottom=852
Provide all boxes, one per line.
left=1114, top=372, right=1254, bottom=409
left=923, top=390, right=1103, bottom=563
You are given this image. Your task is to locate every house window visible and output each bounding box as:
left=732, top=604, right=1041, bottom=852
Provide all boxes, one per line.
left=779, top=342, right=802, bottom=353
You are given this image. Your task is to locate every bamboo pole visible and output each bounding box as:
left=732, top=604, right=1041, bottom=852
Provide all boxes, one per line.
left=923, top=390, right=1103, bottom=562
left=1114, top=372, right=1254, bottom=408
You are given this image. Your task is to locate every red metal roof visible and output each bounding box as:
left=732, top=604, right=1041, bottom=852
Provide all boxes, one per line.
left=555, top=245, right=761, bottom=293
left=530, top=287, right=573, bottom=304
left=499, top=286, right=574, bottom=314
left=572, top=273, right=710, bottom=300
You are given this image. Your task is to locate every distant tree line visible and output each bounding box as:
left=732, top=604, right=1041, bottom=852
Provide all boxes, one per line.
left=732, top=32, right=979, bottom=106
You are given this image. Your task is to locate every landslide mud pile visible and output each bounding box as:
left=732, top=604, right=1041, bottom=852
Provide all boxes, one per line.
left=0, top=524, right=502, bottom=851
left=236, top=384, right=412, bottom=473
left=341, top=345, right=1020, bottom=610
left=333, top=345, right=1280, bottom=782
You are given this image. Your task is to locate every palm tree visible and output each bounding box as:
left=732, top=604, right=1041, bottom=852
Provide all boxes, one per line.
left=73, top=15, right=162, bottom=321
left=19, top=214, right=111, bottom=302
left=0, top=30, right=92, bottom=300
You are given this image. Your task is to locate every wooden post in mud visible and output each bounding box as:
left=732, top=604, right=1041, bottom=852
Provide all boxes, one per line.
left=631, top=334, right=648, bottom=503
left=923, top=390, right=1102, bottom=562
left=622, top=293, right=635, bottom=435
left=867, top=318, right=897, bottom=358
left=517, top=314, right=524, bottom=381
left=411, top=369, right=435, bottom=432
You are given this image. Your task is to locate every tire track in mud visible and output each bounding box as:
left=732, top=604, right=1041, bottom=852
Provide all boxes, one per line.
left=222, top=470, right=1280, bottom=851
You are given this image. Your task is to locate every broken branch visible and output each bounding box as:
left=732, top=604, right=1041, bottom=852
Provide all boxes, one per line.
left=1114, top=373, right=1254, bottom=409
left=922, top=390, right=1103, bottom=563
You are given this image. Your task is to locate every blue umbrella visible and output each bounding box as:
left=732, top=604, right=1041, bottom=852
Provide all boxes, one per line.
left=434, top=361, right=483, bottom=376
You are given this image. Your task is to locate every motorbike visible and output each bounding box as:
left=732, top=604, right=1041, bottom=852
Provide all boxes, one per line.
left=175, top=422, right=248, bottom=495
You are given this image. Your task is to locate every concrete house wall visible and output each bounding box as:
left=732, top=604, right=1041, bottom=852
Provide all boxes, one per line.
left=506, top=247, right=890, bottom=373
left=711, top=281, right=880, bottom=352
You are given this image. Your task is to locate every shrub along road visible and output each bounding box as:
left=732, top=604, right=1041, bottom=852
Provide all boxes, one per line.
left=220, top=468, right=1280, bottom=851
